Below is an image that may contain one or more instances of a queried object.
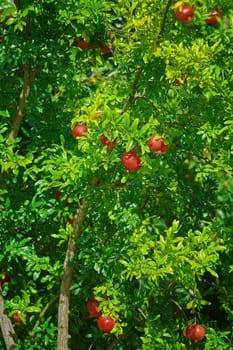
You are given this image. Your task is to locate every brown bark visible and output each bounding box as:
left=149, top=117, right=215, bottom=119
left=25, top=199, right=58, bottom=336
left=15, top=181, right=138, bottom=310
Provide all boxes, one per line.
left=0, top=287, right=17, bottom=350
left=121, top=66, right=143, bottom=114
left=57, top=200, right=88, bottom=350
left=9, top=60, right=40, bottom=141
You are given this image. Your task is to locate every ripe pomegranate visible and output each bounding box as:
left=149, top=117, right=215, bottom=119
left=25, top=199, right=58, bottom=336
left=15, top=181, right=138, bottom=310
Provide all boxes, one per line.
left=12, top=311, right=29, bottom=326
left=74, top=39, right=92, bottom=50
left=121, top=150, right=141, bottom=172
left=13, top=311, right=21, bottom=325
left=98, top=41, right=112, bottom=54
left=72, top=124, right=88, bottom=138
left=86, top=297, right=102, bottom=318
left=100, top=134, right=117, bottom=147
left=185, top=323, right=206, bottom=343
left=97, top=315, right=115, bottom=333
left=206, top=9, right=223, bottom=26
left=148, top=135, right=168, bottom=155
left=175, top=5, right=194, bottom=22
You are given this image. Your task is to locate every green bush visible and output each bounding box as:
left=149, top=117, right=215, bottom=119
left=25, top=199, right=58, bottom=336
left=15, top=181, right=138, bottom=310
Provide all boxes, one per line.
left=0, top=0, right=232, bottom=349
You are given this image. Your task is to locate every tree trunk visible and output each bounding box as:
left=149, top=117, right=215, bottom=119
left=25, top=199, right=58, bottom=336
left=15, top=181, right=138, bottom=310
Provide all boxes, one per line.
left=9, top=60, right=40, bottom=141
left=57, top=200, right=88, bottom=350
left=0, top=288, right=18, bottom=350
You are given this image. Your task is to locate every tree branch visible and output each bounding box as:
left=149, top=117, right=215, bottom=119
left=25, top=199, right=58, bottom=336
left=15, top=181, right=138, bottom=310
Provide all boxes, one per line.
left=57, top=200, right=88, bottom=350
left=122, top=0, right=173, bottom=114
left=0, top=287, right=18, bottom=350
left=156, top=0, right=174, bottom=43
left=29, top=295, right=59, bottom=342
left=122, top=66, right=143, bottom=114
left=9, top=60, right=40, bottom=141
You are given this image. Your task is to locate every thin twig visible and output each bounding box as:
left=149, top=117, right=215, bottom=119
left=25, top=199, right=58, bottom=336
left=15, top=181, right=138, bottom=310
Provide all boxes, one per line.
left=121, top=66, right=143, bottom=114
left=156, top=0, right=174, bottom=44
left=121, top=0, right=174, bottom=114
left=106, top=336, right=124, bottom=350
left=29, top=295, right=59, bottom=342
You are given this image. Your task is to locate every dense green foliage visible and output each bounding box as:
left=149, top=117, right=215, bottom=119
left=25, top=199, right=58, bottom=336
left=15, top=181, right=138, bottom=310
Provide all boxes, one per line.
left=0, top=0, right=233, bottom=349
